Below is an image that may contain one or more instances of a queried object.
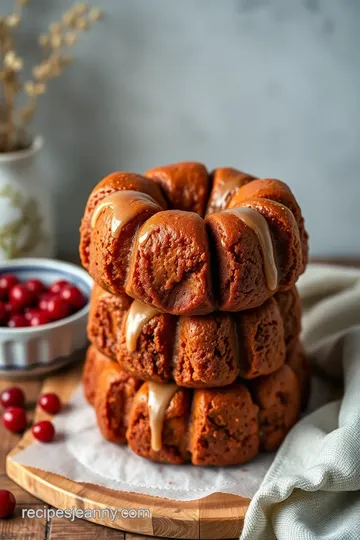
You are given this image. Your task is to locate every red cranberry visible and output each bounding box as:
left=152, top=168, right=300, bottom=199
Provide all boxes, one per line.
left=32, top=420, right=55, bottom=442
left=26, top=279, right=45, bottom=297
left=9, top=284, right=33, bottom=310
left=24, top=307, right=38, bottom=321
left=49, top=280, right=69, bottom=295
left=0, top=301, right=8, bottom=324
left=46, top=297, right=70, bottom=321
left=2, top=406, right=27, bottom=432
left=38, top=293, right=55, bottom=312
left=5, top=300, right=21, bottom=315
left=29, top=311, right=51, bottom=327
left=0, top=274, right=19, bottom=300
left=7, top=314, right=28, bottom=328
left=38, top=393, right=62, bottom=414
left=0, top=490, right=16, bottom=518
left=60, top=285, right=86, bottom=311
left=0, top=387, right=25, bottom=408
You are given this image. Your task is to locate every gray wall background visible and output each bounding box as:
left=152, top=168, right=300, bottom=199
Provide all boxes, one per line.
left=7, top=0, right=360, bottom=257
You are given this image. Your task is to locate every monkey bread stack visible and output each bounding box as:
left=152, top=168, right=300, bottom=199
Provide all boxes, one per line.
left=80, top=162, right=309, bottom=466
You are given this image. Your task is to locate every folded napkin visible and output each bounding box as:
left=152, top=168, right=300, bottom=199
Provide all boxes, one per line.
left=241, top=264, right=360, bottom=540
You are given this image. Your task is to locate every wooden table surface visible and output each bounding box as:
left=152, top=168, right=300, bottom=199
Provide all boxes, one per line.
left=1, top=258, right=359, bottom=540
left=0, top=372, right=176, bottom=540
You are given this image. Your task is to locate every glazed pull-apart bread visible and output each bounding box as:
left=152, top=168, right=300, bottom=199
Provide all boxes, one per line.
left=88, top=283, right=301, bottom=387
left=80, top=161, right=310, bottom=468
left=83, top=342, right=309, bottom=466
left=80, top=163, right=308, bottom=315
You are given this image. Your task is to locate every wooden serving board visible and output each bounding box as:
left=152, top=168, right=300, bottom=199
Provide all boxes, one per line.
left=6, top=364, right=250, bottom=539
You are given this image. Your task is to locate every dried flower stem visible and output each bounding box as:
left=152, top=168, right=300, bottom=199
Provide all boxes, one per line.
left=0, top=1, right=102, bottom=152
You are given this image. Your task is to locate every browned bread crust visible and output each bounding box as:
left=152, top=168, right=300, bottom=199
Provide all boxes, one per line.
left=250, top=364, right=301, bottom=451
left=87, top=285, right=132, bottom=361
left=79, top=163, right=308, bottom=315
left=79, top=172, right=167, bottom=294
left=94, top=359, right=142, bottom=444
left=126, top=383, right=191, bottom=464
left=83, top=341, right=308, bottom=466
left=145, top=162, right=210, bottom=216
left=82, top=345, right=112, bottom=406
left=206, top=167, right=256, bottom=215
left=188, top=384, right=259, bottom=466
left=88, top=285, right=300, bottom=387
left=125, top=210, right=215, bottom=315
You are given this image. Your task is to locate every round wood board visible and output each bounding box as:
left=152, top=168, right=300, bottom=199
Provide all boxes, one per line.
left=6, top=364, right=250, bottom=539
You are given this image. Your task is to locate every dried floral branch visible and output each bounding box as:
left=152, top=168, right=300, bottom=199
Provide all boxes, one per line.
left=0, top=1, right=102, bottom=152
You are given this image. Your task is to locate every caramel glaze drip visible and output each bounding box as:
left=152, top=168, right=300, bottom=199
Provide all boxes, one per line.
left=138, top=223, right=157, bottom=246
left=125, top=300, right=160, bottom=353
left=148, top=382, right=178, bottom=452
left=136, top=209, right=187, bottom=247
left=91, top=190, right=160, bottom=238
left=210, top=174, right=251, bottom=214
left=225, top=206, right=278, bottom=291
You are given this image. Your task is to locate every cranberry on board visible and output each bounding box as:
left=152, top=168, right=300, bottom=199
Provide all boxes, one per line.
left=7, top=314, right=28, bottom=328
left=46, top=296, right=70, bottom=321
left=60, top=285, right=86, bottom=311
left=9, top=284, right=33, bottom=310
left=32, top=420, right=55, bottom=442
left=49, top=280, right=69, bottom=295
left=0, top=490, right=16, bottom=518
left=25, top=279, right=45, bottom=297
left=0, top=387, right=25, bottom=408
left=0, top=274, right=19, bottom=300
left=2, top=406, right=27, bottom=433
left=38, top=393, right=62, bottom=414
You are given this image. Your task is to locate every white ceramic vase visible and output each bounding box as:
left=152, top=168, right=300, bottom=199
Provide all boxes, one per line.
left=0, top=136, right=54, bottom=261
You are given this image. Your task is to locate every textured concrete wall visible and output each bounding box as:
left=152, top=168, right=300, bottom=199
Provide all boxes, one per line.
left=6, top=0, right=360, bottom=256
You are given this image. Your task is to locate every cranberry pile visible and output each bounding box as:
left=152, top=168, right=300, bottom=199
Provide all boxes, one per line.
left=0, top=274, right=87, bottom=328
